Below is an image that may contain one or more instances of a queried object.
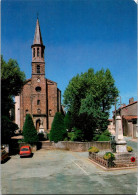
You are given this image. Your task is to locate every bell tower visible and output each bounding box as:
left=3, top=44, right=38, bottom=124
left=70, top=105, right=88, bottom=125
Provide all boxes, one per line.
left=31, top=18, right=45, bottom=76
left=30, top=18, right=47, bottom=131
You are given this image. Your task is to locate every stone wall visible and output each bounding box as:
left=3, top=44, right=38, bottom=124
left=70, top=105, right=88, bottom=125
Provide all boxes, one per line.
left=40, top=141, right=111, bottom=152
left=10, top=141, right=111, bottom=154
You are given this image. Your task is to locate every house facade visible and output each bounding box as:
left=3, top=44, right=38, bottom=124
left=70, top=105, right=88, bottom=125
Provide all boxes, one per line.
left=113, top=97, right=138, bottom=138
left=15, top=18, right=61, bottom=133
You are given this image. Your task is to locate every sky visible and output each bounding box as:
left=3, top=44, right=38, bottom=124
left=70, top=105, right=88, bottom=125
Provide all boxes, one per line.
left=2, top=0, right=137, bottom=118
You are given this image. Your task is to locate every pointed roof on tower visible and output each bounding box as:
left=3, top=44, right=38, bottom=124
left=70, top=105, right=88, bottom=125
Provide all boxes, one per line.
left=33, top=18, right=43, bottom=45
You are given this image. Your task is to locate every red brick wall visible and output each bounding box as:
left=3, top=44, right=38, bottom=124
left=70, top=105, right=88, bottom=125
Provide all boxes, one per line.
left=20, top=78, right=61, bottom=131
left=47, top=80, right=58, bottom=129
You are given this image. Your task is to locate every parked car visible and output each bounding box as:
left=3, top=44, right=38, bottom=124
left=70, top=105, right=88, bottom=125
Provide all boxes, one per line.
left=1, top=149, right=9, bottom=163
left=19, top=146, right=32, bottom=158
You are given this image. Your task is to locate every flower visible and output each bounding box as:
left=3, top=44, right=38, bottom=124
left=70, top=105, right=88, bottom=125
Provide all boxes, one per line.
left=131, top=157, right=135, bottom=162
left=127, top=146, right=133, bottom=152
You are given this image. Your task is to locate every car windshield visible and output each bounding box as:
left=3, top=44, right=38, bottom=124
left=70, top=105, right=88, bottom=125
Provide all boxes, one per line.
left=21, top=148, right=29, bottom=151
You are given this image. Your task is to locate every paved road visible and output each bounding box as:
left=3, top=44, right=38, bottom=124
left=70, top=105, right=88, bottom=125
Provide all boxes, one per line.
left=1, top=147, right=138, bottom=194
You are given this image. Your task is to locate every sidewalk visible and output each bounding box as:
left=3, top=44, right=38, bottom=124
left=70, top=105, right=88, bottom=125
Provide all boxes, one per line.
left=124, top=136, right=137, bottom=143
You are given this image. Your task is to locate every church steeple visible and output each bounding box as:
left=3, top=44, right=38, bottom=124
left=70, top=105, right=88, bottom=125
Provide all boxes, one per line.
left=33, top=18, right=43, bottom=45
left=31, top=18, right=45, bottom=75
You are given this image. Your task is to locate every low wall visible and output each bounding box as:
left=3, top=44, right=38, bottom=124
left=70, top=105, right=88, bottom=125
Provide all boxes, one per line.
left=41, top=141, right=111, bottom=152
left=9, top=140, right=111, bottom=153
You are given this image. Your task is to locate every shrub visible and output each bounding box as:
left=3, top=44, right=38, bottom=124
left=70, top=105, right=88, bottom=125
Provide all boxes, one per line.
left=103, top=152, right=115, bottom=160
left=127, top=146, right=133, bottom=152
left=50, top=112, right=67, bottom=143
left=23, top=114, right=38, bottom=145
left=93, top=130, right=111, bottom=141
left=103, top=129, right=111, bottom=137
left=98, top=134, right=110, bottom=141
left=93, top=134, right=100, bottom=141
left=88, top=146, right=99, bottom=153
left=71, top=127, right=84, bottom=141
left=64, top=137, right=68, bottom=141
left=103, top=152, right=115, bottom=167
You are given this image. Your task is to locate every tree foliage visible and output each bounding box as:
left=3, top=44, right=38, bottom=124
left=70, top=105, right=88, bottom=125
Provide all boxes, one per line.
left=1, top=116, right=18, bottom=144
left=23, top=114, right=38, bottom=144
left=50, top=112, right=67, bottom=143
left=1, top=55, right=26, bottom=143
left=64, top=111, right=72, bottom=131
left=1, top=56, right=25, bottom=116
left=63, top=68, right=119, bottom=141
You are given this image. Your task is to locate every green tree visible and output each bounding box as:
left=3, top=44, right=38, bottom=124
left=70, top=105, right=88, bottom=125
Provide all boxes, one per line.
left=1, top=55, right=26, bottom=143
left=23, top=114, right=38, bottom=144
left=50, top=112, right=67, bottom=143
left=1, top=56, right=25, bottom=116
left=1, top=116, right=18, bottom=144
left=63, top=68, right=119, bottom=141
left=64, top=111, right=72, bottom=131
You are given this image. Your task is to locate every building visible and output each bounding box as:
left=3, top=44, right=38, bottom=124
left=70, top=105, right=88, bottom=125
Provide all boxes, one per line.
left=15, top=18, right=61, bottom=133
left=113, top=97, right=138, bottom=138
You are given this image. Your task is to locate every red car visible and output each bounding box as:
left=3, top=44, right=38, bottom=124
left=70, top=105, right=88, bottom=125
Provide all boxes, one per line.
left=19, top=146, right=32, bottom=158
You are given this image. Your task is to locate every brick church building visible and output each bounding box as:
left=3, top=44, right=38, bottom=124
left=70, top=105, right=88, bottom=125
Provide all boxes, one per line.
left=15, top=18, right=61, bottom=133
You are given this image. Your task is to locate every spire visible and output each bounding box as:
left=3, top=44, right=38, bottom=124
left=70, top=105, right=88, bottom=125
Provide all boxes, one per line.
left=33, top=18, right=43, bottom=45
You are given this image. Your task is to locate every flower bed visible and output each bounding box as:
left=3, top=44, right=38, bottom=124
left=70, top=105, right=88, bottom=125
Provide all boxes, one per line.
left=89, top=152, right=109, bottom=167
left=89, top=152, right=138, bottom=168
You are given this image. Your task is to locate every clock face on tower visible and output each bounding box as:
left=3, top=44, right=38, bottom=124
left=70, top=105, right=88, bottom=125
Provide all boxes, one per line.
left=37, top=78, right=40, bottom=82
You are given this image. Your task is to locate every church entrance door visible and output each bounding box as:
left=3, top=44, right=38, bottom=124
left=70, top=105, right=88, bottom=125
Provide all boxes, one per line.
left=36, top=119, right=40, bottom=131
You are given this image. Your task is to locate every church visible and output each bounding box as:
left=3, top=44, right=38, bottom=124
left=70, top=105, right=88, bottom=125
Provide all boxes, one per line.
left=15, top=18, right=61, bottom=133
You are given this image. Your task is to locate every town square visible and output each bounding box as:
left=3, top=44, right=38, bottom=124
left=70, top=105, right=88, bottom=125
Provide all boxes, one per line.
left=1, top=0, right=138, bottom=194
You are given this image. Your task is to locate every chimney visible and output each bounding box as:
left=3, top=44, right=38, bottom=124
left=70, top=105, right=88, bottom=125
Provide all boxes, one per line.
left=129, top=97, right=134, bottom=104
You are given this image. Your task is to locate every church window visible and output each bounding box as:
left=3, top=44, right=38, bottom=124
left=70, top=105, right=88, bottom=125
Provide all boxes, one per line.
left=41, top=48, right=44, bottom=58
left=25, top=109, right=28, bottom=113
left=37, top=65, right=40, bottom=73
left=37, top=100, right=40, bottom=105
left=37, top=109, right=41, bottom=114
left=35, top=86, right=41, bottom=92
left=37, top=48, right=39, bottom=57
left=33, top=48, right=35, bottom=57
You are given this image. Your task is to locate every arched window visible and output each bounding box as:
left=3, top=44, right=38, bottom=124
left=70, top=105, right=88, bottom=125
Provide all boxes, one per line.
left=33, top=48, right=35, bottom=57
left=41, top=48, right=44, bottom=58
left=37, top=65, right=40, bottom=73
left=37, top=48, right=39, bottom=57
left=37, top=100, right=40, bottom=105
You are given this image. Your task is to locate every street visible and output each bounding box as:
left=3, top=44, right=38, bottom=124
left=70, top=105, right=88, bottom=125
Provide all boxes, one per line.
left=1, top=140, right=138, bottom=194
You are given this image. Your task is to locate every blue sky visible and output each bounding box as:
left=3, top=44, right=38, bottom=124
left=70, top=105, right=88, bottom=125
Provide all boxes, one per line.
left=2, top=0, right=137, bottom=118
